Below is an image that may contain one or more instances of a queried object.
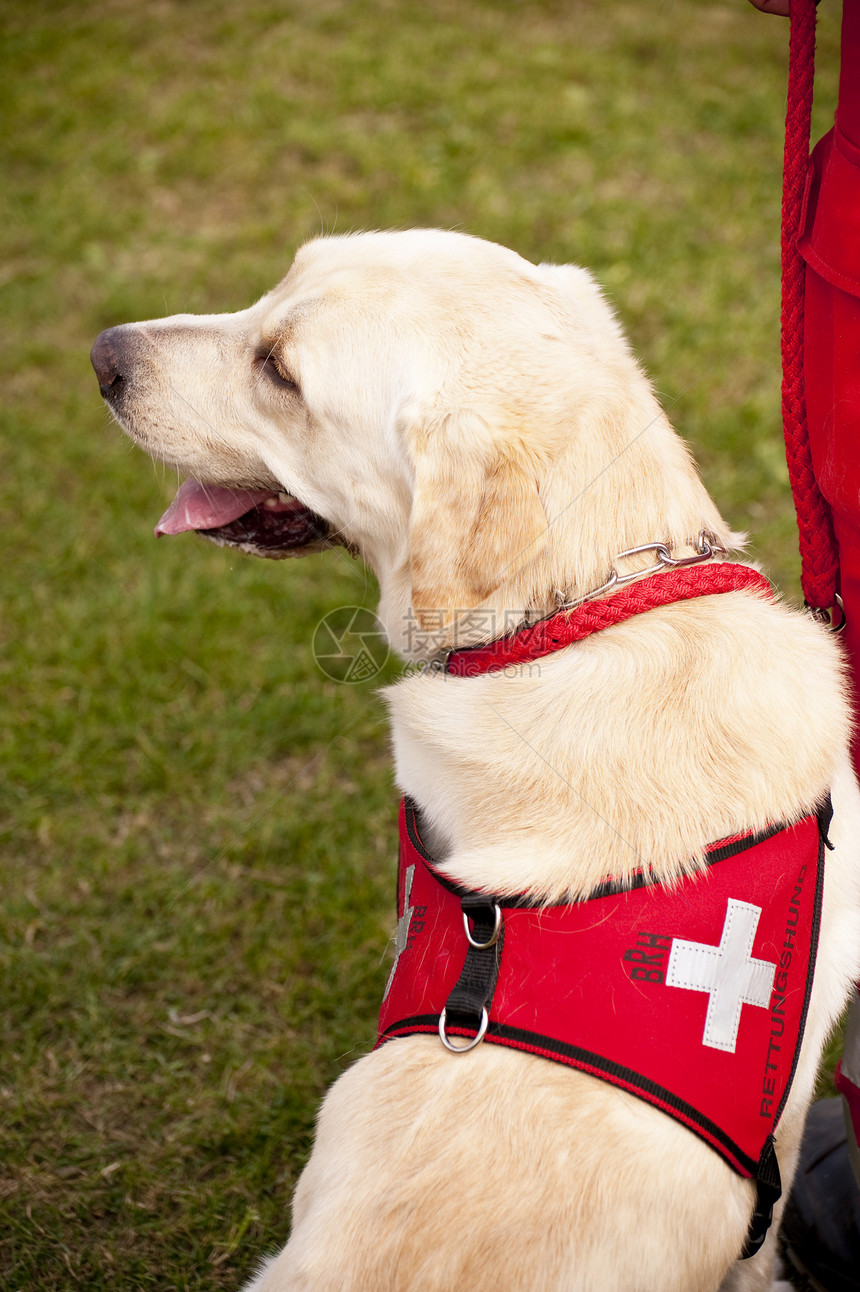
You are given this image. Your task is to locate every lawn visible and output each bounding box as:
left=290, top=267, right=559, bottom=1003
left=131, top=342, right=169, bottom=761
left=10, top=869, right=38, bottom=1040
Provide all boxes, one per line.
left=0, top=1, right=843, bottom=1287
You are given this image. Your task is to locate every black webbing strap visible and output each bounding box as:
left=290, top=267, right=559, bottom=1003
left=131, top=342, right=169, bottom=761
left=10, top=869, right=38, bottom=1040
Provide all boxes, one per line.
left=443, top=897, right=504, bottom=1034
left=741, top=1135, right=782, bottom=1259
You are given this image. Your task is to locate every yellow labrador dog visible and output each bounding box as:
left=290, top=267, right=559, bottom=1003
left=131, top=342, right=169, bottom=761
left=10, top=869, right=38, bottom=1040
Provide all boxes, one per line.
left=91, top=230, right=860, bottom=1292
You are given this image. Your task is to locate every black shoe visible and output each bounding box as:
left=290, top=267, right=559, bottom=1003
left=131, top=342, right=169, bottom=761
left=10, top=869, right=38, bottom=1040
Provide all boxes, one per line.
left=780, top=1100, right=860, bottom=1292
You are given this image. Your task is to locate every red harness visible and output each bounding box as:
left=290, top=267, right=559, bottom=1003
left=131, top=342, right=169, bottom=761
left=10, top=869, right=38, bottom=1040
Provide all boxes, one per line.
left=377, top=565, right=831, bottom=1257
left=379, top=801, right=827, bottom=1237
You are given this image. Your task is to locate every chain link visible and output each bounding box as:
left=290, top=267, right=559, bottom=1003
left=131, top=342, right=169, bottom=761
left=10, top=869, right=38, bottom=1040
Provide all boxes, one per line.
left=555, top=531, right=727, bottom=612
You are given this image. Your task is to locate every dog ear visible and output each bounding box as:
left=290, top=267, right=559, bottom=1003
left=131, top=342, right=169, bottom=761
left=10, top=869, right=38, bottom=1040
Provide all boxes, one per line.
left=407, top=411, right=548, bottom=631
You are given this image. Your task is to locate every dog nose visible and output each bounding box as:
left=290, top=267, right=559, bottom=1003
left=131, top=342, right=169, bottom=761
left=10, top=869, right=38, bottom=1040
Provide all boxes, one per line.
left=91, top=325, right=131, bottom=400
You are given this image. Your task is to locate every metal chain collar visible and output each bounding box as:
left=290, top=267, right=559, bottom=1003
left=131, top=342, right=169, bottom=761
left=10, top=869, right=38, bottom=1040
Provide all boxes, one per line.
left=554, top=530, right=727, bottom=612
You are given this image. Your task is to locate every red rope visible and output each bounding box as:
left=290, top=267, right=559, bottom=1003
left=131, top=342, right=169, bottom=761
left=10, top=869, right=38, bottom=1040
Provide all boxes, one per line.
left=781, top=0, right=839, bottom=610
left=446, top=565, right=773, bottom=677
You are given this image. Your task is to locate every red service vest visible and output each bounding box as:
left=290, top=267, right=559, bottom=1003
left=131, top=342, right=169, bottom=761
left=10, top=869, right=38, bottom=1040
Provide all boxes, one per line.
left=377, top=797, right=829, bottom=1252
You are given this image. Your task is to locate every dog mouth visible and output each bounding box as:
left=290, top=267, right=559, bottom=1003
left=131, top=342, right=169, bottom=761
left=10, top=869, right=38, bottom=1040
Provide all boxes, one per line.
left=155, top=479, right=334, bottom=559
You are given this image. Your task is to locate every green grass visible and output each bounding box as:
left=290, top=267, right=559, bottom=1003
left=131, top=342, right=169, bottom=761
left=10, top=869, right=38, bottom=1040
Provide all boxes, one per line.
left=0, top=0, right=845, bottom=1286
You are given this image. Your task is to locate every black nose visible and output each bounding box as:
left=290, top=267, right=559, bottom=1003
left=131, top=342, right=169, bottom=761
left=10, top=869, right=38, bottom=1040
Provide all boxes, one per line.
left=91, top=325, right=131, bottom=400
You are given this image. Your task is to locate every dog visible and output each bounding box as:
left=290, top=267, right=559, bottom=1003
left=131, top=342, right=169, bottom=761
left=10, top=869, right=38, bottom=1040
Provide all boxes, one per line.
left=91, top=229, right=860, bottom=1291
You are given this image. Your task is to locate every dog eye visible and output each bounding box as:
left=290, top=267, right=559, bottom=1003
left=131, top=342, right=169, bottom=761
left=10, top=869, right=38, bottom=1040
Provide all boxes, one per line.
left=258, top=354, right=299, bottom=393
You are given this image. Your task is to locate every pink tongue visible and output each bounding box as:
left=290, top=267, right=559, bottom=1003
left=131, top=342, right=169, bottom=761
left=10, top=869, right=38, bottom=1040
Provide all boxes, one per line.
left=155, top=480, right=274, bottom=536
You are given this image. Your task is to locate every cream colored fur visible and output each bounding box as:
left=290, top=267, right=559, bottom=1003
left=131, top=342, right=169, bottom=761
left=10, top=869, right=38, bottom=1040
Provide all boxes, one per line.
left=105, top=229, right=860, bottom=1291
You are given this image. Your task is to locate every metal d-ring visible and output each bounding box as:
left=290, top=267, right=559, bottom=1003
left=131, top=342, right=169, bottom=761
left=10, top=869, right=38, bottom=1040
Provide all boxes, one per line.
left=438, top=1006, right=489, bottom=1053
left=806, top=593, right=847, bottom=634
left=832, top=593, right=847, bottom=634
left=462, top=903, right=502, bottom=949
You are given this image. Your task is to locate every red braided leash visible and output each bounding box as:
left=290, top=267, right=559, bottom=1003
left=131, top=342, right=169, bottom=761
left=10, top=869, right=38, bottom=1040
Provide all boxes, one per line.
left=446, top=565, right=773, bottom=677
left=782, top=0, right=839, bottom=611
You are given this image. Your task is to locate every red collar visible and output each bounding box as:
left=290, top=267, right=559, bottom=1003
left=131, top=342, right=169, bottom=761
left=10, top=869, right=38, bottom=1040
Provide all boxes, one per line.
left=446, top=563, right=773, bottom=677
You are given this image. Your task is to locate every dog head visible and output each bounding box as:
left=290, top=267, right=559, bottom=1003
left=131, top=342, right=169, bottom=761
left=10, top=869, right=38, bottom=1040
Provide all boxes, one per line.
left=92, top=229, right=735, bottom=658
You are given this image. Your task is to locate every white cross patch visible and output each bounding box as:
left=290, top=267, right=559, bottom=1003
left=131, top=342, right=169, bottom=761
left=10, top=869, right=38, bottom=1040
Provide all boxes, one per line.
left=383, top=864, right=415, bottom=1001
left=665, top=899, right=776, bottom=1053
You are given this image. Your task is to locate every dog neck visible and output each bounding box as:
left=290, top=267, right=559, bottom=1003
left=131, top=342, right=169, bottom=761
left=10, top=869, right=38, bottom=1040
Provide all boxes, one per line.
left=384, top=578, right=845, bottom=903
left=445, top=557, right=770, bottom=678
